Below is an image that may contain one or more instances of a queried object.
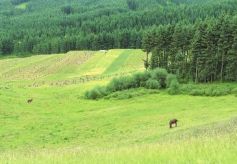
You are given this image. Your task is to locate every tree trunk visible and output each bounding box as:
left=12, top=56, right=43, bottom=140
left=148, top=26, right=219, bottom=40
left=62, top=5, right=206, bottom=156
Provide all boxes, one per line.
left=220, top=53, right=224, bottom=82
left=195, top=58, right=199, bottom=83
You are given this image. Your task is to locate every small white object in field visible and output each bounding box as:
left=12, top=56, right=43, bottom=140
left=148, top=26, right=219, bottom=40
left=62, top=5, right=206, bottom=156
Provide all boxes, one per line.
left=99, top=50, right=108, bottom=54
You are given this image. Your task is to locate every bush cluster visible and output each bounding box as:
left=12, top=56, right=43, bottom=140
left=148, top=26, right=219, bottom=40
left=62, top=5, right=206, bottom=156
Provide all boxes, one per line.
left=188, top=88, right=231, bottom=96
left=104, top=88, right=160, bottom=100
left=168, top=79, right=180, bottom=95
left=232, top=88, right=237, bottom=95
left=180, top=84, right=236, bottom=97
left=85, top=68, right=179, bottom=100
left=84, top=86, right=108, bottom=99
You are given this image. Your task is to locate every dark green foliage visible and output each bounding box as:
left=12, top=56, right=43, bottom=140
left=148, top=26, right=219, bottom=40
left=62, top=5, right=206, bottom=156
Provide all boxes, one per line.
left=168, top=80, right=180, bottom=95
left=231, top=88, right=237, bottom=95
left=151, top=68, right=168, bottom=88
left=127, top=0, right=139, bottom=10
left=11, top=0, right=29, bottom=5
left=107, top=76, right=136, bottom=92
left=166, top=74, right=177, bottom=88
left=133, top=71, right=151, bottom=87
left=145, top=79, right=160, bottom=89
left=104, top=88, right=159, bottom=100
left=189, top=89, right=205, bottom=96
left=0, top=39, right=14, bottom=55
left=61, top=6, right=73, bottom=15
left=143, top=59, right=150, bottom=70
left=85, top=68, right=174, bottom=100
left=189, top=88, right=231, bottom=97
left=167, top=73, right=180, bottom=95
left=150, top=49, right=159, bottom=69
left=180, top=84, right=235, bottom=97
left=1, top=0, right=236, bottom=83
left=143, top=15, right=237, bottom=83
left=85, top=69, right=235, bottom=100
left=1, top=0, right=237, bottom=58
left=85, top=86, right=108, bottom=100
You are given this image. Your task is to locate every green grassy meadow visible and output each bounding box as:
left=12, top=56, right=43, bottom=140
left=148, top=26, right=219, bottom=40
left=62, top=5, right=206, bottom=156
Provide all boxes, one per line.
left=0, top=49, right=237, bottom=163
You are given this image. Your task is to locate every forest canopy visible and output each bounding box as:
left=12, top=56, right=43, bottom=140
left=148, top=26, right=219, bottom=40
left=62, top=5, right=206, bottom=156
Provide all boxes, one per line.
left=0, top=0, right=236, bottom=54
left=0, top=0, right=236, bottom=82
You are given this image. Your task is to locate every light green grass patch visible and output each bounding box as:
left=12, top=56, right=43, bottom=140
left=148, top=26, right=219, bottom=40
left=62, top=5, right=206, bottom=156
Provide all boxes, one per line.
left=15, top=2, right=28, bottom=10
left=75, top=50, right=124, bottom=76
left=104, top=49, right=133, bottom=74
left=103, top=49, right=145, bottom=75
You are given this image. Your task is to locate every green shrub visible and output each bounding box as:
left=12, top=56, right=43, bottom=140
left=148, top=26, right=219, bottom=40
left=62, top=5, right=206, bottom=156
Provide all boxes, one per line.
left=104, top=88, right=160, bottom=100
left=117, top=93, right=133, bottom=99
left=106, top=73, right=153, bottom=93
left=132, top=71, right=151, bottom=87
left=151, top=68, right=168, bottom=88
left=189, top=89, right=205, bottom=96
left=211, top=90, right=222, bottom=96
left=231, top=88, right=237, bottom=95
left=204, top=88, right=214, bottom=96
left=85, top=86, right=108, bottom=100
left=168, top=80, right=180, bottom=95
left=104, top=92, right=133, bottom=100
left=188, top=87, right=232, bottom=97
left=166, top=74, right=178, bottom=88
left=85, top=68, right=173, bottom=100
left=145, top=79, right=160, bottom=89
left=107, top=76, right=134, bottom=92
left=211, top=88, right=230, bottom=96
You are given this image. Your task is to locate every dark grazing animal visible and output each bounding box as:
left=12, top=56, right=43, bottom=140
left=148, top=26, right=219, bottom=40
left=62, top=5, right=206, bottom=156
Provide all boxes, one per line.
left=27, top=99, right=33, bottom=104
left=169, top=119, right=178, bottom=128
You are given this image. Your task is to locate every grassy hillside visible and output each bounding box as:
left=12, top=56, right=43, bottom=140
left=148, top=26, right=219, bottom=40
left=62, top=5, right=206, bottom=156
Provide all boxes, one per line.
left=0, top=50, right=237, bottom=163
left=0, top=49, right=145, bottom=82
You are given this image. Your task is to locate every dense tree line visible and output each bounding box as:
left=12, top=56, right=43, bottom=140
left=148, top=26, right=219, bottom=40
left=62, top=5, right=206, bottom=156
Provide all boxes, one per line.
left=0, top=0, right=237, bottom=56
left=143, top=16, right=237, bottom=82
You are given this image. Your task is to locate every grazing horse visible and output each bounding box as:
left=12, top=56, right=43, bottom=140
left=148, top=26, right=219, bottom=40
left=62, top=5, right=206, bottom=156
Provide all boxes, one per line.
left=169, top=119, right=178, bottom=128
left=27, top=99, right=33, bottom=104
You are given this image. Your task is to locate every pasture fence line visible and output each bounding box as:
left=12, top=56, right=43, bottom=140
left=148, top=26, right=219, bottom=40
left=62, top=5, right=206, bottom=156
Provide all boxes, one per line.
left=25, top=70, right=138, bottom=88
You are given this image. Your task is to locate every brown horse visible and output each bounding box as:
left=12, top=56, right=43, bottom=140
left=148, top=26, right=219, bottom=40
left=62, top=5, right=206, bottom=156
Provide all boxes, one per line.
left=169, top=119, right=178, bottom=128
left=27, top=99, right=33, bottom=104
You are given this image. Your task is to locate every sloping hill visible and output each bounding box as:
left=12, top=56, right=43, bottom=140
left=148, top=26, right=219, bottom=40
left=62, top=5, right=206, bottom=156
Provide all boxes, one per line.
left=0, top=85, right=236, bottom=163
left=0, top=51, right=94, bottom=81
left=0, top=50, right=236, bottom=163
left=75, top=49, right=144, bottom=77
left=0, top=49, right=145, bottom=83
